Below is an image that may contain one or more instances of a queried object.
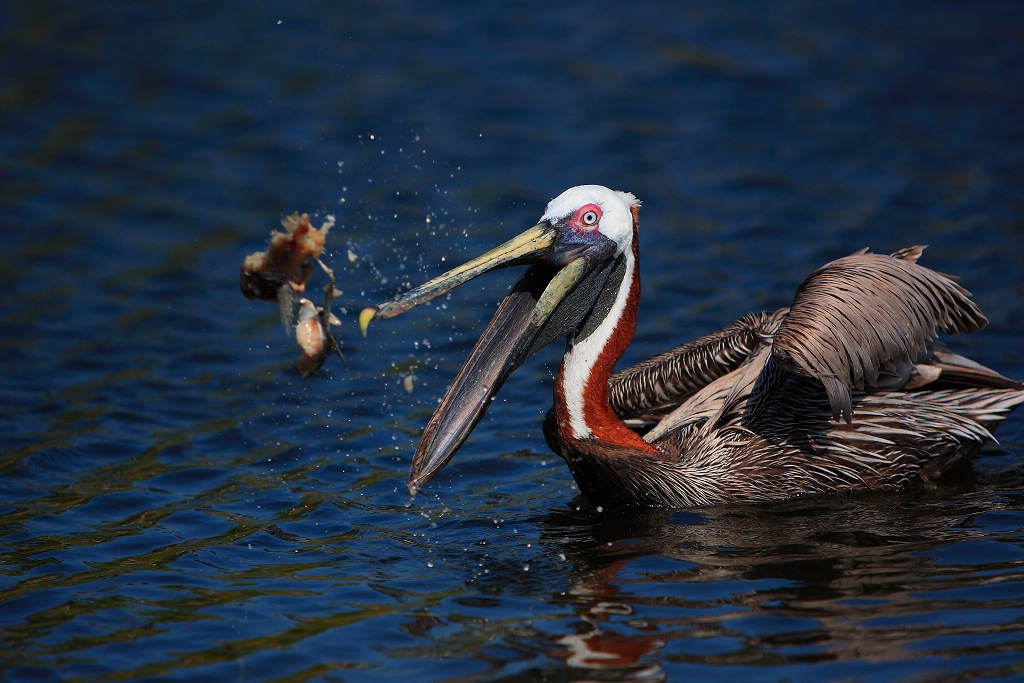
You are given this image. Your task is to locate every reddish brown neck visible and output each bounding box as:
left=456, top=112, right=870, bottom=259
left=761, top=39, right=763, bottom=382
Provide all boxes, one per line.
left=551, top=228, right=662, bottom=456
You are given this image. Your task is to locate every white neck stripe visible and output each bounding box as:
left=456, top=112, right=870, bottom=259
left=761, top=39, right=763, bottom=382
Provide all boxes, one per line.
left=559, top=247, right=635, bottom=439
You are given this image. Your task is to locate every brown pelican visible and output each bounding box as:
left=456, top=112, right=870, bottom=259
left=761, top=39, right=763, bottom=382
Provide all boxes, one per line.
left=361, top=185, right=1024, bottom=507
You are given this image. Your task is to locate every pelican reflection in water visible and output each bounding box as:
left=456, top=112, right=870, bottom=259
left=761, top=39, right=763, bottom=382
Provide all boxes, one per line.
left=362, top=186, right=1024, bottom=508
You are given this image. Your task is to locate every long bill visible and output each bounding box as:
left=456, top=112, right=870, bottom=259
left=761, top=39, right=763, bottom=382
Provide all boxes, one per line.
left=360, top=223, right=619, bottom=495
left=359, top=223, right=560, bottom=331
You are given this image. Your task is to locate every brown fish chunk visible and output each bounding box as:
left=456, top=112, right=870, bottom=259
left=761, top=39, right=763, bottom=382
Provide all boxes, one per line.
left=241, top=213, right=334, bottom=302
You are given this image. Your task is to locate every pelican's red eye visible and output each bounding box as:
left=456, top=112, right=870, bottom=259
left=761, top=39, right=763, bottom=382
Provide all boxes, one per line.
left=574, top=204, right=602, bottom=230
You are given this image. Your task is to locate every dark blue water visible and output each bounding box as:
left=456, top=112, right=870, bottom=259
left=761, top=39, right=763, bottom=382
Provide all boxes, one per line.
left=3, top=1, right=1024, bottom=681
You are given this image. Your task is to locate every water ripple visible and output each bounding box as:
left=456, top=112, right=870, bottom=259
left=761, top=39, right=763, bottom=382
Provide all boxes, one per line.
left=3, top=1, right=1024, bottom=681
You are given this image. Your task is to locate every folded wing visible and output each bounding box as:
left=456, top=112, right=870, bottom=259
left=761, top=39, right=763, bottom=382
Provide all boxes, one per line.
left=608, top=311, right=780, bottom=424
left=769, top=246, right=987, bottom=422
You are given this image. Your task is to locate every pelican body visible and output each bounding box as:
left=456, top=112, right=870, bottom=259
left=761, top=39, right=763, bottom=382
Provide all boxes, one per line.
left=363, top=186, right=1024, bottom=508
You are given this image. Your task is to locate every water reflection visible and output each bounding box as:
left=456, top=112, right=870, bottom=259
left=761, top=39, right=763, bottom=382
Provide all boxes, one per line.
left=532, top=489, right=1024, bottom=680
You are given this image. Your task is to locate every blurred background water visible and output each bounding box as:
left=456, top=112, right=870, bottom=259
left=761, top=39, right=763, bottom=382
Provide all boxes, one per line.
left=2, top=1, right=1024, bottom=681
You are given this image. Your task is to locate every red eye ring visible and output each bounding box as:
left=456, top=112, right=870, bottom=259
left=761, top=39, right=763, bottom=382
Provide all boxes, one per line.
left=574, top=204, right=602, bottom=229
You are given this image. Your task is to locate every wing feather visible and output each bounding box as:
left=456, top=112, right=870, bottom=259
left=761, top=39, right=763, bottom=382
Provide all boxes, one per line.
left=770, top=247, right=987, bottom=422
left=609, top=311, right=779, bottom=419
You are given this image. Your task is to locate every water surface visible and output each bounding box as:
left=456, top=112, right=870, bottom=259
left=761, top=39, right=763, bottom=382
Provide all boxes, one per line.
left=2, top=1, right=1024, bottom=681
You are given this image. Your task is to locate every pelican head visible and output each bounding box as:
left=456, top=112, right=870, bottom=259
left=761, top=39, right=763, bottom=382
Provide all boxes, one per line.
left=362, top=185, right=641, bottom=494
left=539, top=185, right=639, bottom=254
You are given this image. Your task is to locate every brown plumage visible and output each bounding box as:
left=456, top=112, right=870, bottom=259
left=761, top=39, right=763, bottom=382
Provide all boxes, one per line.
left=770, top=246, right=987, bottom=422
left=609, top=311, right=777, bottom=421
left=569, top=247, right=1024, bottom=507
left=367, top=185, right=1024, bottom=508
